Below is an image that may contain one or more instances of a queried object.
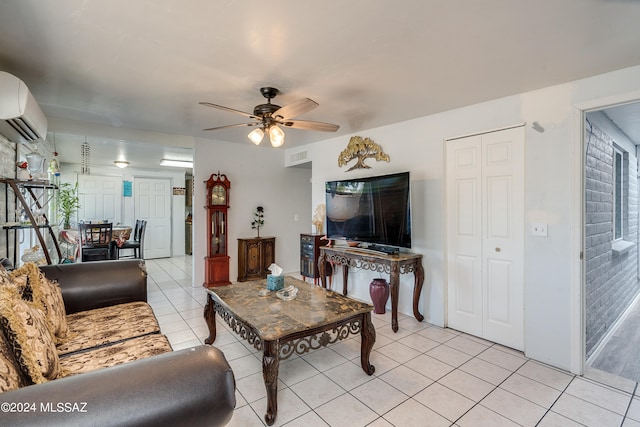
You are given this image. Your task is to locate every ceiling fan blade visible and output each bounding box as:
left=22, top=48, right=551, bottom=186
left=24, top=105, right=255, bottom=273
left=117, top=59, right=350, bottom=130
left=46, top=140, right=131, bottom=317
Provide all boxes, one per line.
left=280, top=119, right=340, bottom=132
left=272, top=98, right=318, bottom=120
left=199, top=102, right=257, bottom=119
left=203, top=122, right=259, bottom=131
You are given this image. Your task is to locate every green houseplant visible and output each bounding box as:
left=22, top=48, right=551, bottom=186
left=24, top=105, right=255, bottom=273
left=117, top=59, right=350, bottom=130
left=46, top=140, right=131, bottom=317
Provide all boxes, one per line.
left=58, top=182, right=81, bottom=229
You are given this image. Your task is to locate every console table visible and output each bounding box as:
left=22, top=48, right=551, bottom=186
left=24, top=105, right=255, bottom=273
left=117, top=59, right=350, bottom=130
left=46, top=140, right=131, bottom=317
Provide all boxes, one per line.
left=318, top=246, right=424, bottom=332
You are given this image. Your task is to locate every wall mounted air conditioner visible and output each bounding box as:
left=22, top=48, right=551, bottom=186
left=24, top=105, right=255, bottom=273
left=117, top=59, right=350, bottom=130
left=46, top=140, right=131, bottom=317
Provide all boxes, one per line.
left=0, top=71, right=47, bottom=143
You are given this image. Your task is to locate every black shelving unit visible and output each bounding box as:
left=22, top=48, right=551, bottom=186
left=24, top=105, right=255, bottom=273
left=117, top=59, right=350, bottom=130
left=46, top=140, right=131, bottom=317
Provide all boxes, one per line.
left=2, top=178, right=62, bottom=266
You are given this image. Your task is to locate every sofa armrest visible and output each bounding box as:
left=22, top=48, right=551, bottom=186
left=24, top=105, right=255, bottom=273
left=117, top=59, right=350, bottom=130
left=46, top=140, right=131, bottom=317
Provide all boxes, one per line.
left=39, top=260, right=148, bottom=314
left=0, top=345, right=236, bottom=427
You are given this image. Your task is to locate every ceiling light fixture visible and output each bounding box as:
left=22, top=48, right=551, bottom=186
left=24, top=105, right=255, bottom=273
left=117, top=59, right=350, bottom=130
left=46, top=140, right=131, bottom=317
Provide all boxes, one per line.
left=247, top=124, right=285, bottom=147
left=268, top=125, right=285, bottom=148
left=248, top=128, right=264, bottom=145
left=114, top=160, right=129, bottom=168
left=160, top=159, right=193, bottom=168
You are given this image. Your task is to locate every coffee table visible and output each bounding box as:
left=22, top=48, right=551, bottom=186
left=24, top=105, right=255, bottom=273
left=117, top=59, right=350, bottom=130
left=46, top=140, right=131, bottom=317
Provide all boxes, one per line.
left=204, top=276, right=376, bottom=425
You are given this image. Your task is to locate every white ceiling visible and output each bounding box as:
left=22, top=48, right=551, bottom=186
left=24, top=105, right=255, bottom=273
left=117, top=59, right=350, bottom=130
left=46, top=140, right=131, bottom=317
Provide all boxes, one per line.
left=2, top=0, right=640, bottom=169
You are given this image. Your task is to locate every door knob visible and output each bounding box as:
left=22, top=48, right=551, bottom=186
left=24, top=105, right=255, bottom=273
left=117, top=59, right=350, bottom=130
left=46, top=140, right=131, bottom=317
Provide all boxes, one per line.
left=495, top=247, right=501, bottom=252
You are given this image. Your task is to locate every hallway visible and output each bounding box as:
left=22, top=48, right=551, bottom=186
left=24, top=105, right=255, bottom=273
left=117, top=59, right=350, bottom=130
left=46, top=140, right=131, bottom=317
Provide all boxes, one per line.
left=589, top=294, right=640, bottom=383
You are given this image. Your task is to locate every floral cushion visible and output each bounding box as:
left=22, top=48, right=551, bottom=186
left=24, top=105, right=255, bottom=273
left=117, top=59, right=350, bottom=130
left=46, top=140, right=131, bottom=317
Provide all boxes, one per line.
left=0, top=327, right=28, bottom=392
left=57, top=302, right=161, bottom=356
left=10, top=263, right=69, bottom=343
left=0, top=265, right=12, bottom=286
left=59, top=334, right=172, bottom=377
left=0, top=286, right=60, bottom=384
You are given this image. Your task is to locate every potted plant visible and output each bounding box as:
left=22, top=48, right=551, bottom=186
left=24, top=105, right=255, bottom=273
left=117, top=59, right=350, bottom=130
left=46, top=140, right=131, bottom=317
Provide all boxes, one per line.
left=58, top=182, right=81, bottom=229
left=251, top=206, right=264, bottom=238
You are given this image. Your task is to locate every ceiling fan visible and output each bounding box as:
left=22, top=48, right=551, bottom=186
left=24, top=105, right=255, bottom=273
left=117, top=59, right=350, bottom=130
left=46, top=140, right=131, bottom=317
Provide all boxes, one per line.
left=200, top=87, right=339, bottom=147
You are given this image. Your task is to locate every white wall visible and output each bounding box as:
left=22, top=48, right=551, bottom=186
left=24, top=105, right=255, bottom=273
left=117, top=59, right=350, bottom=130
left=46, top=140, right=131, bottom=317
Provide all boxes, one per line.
left=192, top=139, right=312, bottom=287
left=285, top=65, right=640, bottom=373
left=59, top=163, right=186, bottom=257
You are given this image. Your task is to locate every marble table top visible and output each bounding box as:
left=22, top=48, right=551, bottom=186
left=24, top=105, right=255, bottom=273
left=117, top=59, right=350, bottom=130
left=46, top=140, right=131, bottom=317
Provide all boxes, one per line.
left=207, top=276, right=373, bottom=341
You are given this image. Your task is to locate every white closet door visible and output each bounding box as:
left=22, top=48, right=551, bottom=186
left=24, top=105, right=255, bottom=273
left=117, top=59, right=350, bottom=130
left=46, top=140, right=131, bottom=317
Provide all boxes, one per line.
left=77, top=175, right=122, bottom=224
left=480, top=128, right=524, bottom=349
left=446, top=135, right=483, bottom=337
left=446, top=126, right=524, bottom=350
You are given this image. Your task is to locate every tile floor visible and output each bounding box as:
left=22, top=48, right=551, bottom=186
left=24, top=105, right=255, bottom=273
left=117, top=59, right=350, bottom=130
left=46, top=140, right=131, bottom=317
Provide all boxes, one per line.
left=146, top=256, right=640, bottom=427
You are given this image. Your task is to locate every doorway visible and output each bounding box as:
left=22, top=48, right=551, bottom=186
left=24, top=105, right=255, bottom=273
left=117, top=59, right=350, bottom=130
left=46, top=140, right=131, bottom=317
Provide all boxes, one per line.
left=134, top=177, right=172, bottom=259
left=584, top=101, right=640, bottom=382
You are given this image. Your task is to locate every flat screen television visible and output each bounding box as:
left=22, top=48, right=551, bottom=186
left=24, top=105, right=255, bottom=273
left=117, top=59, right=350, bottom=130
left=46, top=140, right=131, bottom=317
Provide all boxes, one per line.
left=325, top=171, right=411, bottom=248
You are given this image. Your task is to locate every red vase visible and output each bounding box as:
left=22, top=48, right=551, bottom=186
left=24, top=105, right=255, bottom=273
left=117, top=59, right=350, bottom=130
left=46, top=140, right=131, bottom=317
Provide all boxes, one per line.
left=369, top=278, right=389, bottom=314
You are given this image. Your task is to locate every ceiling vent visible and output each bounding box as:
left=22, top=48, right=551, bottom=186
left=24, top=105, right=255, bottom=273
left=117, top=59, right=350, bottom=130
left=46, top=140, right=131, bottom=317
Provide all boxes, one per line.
left=287, top=150, right=308, bottom=165
left=0, top=71, right=47, bottom=143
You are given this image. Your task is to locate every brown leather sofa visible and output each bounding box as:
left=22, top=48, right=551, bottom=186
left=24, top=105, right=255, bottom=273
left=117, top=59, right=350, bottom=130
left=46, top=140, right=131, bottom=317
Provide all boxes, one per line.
left=0, top=260, right=236, bottom=426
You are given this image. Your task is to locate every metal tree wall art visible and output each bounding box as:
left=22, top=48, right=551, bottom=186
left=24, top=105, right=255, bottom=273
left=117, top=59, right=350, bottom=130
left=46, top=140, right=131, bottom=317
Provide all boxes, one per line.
left=337, top=136, right=390, bottom=171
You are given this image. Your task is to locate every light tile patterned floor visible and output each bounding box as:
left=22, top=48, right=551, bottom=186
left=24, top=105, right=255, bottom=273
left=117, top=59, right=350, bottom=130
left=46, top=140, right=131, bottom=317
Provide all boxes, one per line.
left=146, top=257, right=640, bottom=427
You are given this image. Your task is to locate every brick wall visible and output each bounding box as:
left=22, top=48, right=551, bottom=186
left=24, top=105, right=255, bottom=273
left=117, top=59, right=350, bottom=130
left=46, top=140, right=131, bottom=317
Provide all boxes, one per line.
left=585, top=116, right=640, bottom=357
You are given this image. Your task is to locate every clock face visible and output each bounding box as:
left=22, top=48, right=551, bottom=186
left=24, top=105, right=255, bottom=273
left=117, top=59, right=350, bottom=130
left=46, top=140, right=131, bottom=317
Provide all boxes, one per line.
left=211, top=184, right=226, bottom=205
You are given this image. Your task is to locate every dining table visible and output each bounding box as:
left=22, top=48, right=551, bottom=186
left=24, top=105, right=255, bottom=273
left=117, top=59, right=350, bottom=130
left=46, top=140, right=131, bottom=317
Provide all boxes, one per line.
left=60, top=225, right=133, bottom=261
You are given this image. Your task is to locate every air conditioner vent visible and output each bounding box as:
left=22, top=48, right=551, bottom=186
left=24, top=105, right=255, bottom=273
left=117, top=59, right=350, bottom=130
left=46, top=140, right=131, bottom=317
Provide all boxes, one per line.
left=288, top=151, right=308, bottom=164
left=7, top=117, right=39, bottom=141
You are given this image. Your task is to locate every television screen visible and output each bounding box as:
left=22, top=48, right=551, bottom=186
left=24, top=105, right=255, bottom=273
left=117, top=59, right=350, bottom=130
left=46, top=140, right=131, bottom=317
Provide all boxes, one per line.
left=325, top=172, right=411, bottom=248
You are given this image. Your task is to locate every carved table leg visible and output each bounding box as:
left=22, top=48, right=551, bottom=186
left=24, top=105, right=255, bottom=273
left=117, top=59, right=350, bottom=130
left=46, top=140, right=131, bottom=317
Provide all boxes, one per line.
left=360, top=312, right=376, bottom=375
left=390, top=265, right=400, bottom=332
left=413, top=262, right=425, bottom=323
left=318, top=254, right=327, bottom=289
left=342, top=264, right=349, bottom=296
left=203, top=296, right=217, bottom=344
left=263, top=340, right=280, bottom=426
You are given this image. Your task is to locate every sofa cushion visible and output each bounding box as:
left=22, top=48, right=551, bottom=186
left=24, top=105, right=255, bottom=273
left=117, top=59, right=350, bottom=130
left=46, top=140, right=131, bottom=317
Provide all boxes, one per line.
left=0, top=286, right=60, bottom=384
left=57, top=301, right=161, bottom=356
left=0, top=265, right=12, bottom=286
left=59, top=333, right=172, bottom=377
left=0, top=327, right=28, bottom=392
left=10, top=263, right=69, bottom=343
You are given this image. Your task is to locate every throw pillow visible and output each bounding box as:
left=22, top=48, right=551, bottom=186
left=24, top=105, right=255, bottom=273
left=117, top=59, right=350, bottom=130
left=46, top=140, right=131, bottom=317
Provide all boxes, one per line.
left=0, top=264, right=12, bottom=286
left=10, top=263, right=69, bottom=343
left=0, top=327, right=28, bottom=392
left=0, top=286, right=60, bottom=384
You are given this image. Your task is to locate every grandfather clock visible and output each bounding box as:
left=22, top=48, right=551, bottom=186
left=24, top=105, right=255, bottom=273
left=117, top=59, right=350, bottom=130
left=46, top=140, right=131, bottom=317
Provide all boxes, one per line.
left=204, top=172, right=231, bottom=287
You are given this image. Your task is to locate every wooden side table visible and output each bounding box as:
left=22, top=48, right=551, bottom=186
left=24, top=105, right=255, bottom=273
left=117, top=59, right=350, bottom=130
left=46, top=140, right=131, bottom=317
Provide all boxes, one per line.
left=237, top=237, right=275, bottom=281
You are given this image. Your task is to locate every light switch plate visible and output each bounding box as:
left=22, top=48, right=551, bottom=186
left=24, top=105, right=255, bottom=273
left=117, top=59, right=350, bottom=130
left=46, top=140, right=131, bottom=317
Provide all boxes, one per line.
left=531, top=223, right=548, bottom=236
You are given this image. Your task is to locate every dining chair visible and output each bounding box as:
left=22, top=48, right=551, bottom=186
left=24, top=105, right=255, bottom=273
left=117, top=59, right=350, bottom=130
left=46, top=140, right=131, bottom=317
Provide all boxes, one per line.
left=117, top=219, right=146, bottom=259
left=78, top=222, right=114, bottom=262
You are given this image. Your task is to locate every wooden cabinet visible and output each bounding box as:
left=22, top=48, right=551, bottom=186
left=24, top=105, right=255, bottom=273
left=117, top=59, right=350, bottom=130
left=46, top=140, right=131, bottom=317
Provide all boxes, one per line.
left=237, top=237, right=275, bottom=282
left=300, top=234, right=329, bottom=284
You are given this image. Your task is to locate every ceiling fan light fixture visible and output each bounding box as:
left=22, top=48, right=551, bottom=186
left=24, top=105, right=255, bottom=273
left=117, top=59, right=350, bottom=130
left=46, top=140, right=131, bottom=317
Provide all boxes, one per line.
left=269, top=125, right=285, bottom=148
left=114, top=160, right=129, bottom=168
left=248, top=127, right=265, bottom=145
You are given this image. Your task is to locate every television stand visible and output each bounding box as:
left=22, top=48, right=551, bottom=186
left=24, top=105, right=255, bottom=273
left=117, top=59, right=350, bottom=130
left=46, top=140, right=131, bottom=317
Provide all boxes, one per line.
left=318, top=246, right=424, bottom=332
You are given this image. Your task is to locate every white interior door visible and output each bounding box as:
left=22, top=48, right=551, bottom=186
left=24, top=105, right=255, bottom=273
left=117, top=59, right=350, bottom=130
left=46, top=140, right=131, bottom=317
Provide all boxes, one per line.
left=77, top=175, right=122, bottom=224
left=446, top=135, right=483, bottom=337
left=134, top=178, right=171, bottom=259
left=446, top=126, right=524, bottom=350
